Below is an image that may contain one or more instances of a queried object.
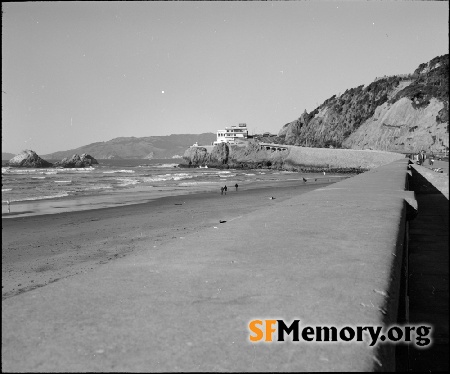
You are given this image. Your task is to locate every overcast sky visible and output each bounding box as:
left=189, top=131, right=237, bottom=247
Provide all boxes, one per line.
left=2, top=1, right=449, bottom=154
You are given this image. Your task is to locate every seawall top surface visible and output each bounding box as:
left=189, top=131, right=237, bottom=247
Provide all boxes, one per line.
left=2, top=160, right=413, bottom=372
left=409, top=163, right=449, bottom=199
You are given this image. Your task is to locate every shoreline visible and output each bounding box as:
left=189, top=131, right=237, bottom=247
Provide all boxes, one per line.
left=1, top=174, right=346, bottom=218
left=2, top=178, right=340, bottom=300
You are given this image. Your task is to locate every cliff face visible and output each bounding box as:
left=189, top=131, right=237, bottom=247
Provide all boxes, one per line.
left=183, top=147, right=210, bottom=166
left=6, top=151, right=99, bottom=168
left=7, top=150, right=53, bottom=168
left=183, top=141, right=286, bottom=169
left=53, top=153, right=99, bottom=168
left=343, top=98, right=448, bottom=152
left=278, top=54, right=449, bottom=153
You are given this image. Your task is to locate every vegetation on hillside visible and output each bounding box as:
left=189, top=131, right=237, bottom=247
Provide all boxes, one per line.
left=278, top=54, right=449, bottom=150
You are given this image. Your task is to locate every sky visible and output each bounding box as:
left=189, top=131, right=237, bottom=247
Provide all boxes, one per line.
left=2, top=1, right=449, bottom=155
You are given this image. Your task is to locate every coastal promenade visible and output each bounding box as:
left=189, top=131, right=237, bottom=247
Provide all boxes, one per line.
left=2, top=158, right=445, bottom=371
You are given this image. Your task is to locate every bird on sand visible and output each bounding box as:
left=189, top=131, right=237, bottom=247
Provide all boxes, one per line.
left=303, top=177, right=307, bottom=182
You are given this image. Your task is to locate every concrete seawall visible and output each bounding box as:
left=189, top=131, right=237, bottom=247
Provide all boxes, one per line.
left=185, top=144, right=404, bottom=170
left=402, top=161, right=448, bottom=371
left=408, top=162, right=448, bottom=199
left=2, top=159, right=420, bottom=371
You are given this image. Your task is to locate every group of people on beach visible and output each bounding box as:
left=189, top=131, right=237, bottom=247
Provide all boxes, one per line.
left=220, top=184, right=238, bottom=195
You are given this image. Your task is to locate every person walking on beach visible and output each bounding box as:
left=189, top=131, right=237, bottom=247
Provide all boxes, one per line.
left=224, top=185, right=227, bottom=195
left=220, top=186, right=224, bottom=195
left=7, top=199, right=10, bottom=213
left=235, top=183, right=238, bottom=191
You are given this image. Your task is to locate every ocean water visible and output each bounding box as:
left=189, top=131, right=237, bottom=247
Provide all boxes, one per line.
left=2, top=158, right=342, bottom=217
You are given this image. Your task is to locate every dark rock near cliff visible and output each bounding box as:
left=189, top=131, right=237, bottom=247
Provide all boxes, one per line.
left=53, top=153, right=98, bottom=168
left=208, top=143, right=229, bottom=164
left=182, top=147, right=209, bottom=166
left=7, top=150, right=53, bottom=167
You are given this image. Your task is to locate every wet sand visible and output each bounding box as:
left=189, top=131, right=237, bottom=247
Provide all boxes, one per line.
left=2, top=178, right=340, bottom=300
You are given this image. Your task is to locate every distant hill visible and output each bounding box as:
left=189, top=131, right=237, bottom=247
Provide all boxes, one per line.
left=2, top=153, right=16, bottom=160
left=277, top=54, right=449, bottom=153
left=42, top=133, right=217, bottom=160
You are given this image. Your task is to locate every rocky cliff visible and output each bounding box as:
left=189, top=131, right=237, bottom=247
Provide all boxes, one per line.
left=277, top=54, right=449, bottom=153
left=6, top=150, right=53, bottom=168
left=53, top=154, right=99, bottom=168
left=183, top=142, right=284, bottom=169
left=182, top=141, right=402, bottom=172
left=6, top=150, right=99, bottom=168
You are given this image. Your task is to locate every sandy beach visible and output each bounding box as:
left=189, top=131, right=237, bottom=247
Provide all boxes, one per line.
left=2, top=177, right=341, bottom=300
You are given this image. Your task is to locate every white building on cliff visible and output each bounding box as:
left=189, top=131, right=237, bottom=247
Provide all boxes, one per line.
left=214, top=123, right=249, bottom=145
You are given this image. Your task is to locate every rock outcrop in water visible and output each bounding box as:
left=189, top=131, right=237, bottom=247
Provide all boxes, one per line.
left=53, top=153, right=98, bottom=168
left=183, top=147, right=209, bottom=166
left=7, top=150, right=53, bottom=168
left=208, top=143, right=229, bottom=165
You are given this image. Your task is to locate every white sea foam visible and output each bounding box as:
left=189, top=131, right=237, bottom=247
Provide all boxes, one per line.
left=178, top=181, right=216, bottom=186
left=142, top=176, right=168, bottom=183
left=2, top=188, right=12, bottom=192
left=244, top=173, right=256, bottom=176
left=54, top=180, right=72, bottom=183
left=142, top=173, right=194, bottom=183
left=3, top=192, right=69, bottom=203
left=170, top=173, right=190, bottom=177
left=115, top=178, right=140, bottom=186
left=219, top=174, right=236, bottom=178
left=4, top=168, right=58, bottom=174
left=31, top=176, right=46, bottom=179
left=103, top=169, right=135, bottom=174
left=84, top=185, right=113, bottom=190
left=59, top=168, right=95, bottom=173
left=171, top=173, right=193, bottom=181
left=155, top=163, right=179, bottom=168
